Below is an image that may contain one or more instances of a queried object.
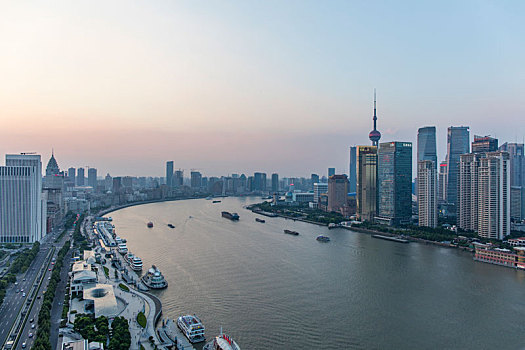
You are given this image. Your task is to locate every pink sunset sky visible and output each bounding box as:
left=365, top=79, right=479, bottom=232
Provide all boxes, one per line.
left=1, top=1, right=523, bottom=177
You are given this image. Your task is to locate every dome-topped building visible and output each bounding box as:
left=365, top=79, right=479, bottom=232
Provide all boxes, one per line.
left=369, top=90, right=381, bottom=146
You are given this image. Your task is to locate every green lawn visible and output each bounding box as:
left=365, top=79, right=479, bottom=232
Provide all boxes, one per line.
left=118, top=283, right=130, bottom=292
left=103, top=266, right=109, bottom=277
left=137, top=312, right=147, bottom=328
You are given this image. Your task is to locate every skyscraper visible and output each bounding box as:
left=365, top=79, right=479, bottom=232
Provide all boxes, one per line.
left=417, top=126, right=437, bottom=164
left=1, top=154, right=45, bottom=243
left=328, top=168, right=336, bottom=178
left=500, top=142, right=525, bottom=220
left=478, top=152, right=510, bottom=240
left=254, top=172, right=267, bottom=192
left=458, top=151, right=510, bottom=240
left=166, top=161, right=174, bottom=188
left=377, top=142, right=413, bottom=225
left=191, top=171, right=202, bottom=189
left=88, top=167, right=97, bottom=189
left=472, top=135, right=498, bottom=154
left=313, top=182, right=328, bottom=203
left=77, top=167, right=85, bottom=186
left=356, top=146, right=377, bottom=222
left=68, top=167, right=76, bottom=184
left=327, top=174, right=348, bottom=213
left=271, top=173, right=279, bottom=192
left=445, top=126, right=470, bottom=208
left=349, top=146, right=357, bottom=193
left=174, top=170, right=184, bottom=187
left=310, top=174, right=320, bottom=189
left=368, top=90, right=381, bottom=146
left=417, top=160, right=437, bottom=227
left=438, top=161, right=448, bottom=204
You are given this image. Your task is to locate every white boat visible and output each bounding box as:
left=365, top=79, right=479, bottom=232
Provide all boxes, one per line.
left=177, top=315, right=205, bottom=343
left=141, top=265, right=168, bottom=289
left=203, top=331, right=240, bottom=350
left=126, top=252, right=143, bottom=271
left=118, top=243, right=128, bottom=254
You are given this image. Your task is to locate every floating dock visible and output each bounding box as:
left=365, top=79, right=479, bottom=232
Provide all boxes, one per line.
left=372, top=234, right=409, bottom=244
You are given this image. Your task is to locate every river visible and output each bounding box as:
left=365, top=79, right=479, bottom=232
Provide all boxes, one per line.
left=107, top=197, right=525, bottom=349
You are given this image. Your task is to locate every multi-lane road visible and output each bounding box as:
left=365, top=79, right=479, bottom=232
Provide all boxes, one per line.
left=0, top=228, right=71, bottom=350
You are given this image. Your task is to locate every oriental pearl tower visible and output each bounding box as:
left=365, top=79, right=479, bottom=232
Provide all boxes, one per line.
left=369, top=89, right=381, bottom=146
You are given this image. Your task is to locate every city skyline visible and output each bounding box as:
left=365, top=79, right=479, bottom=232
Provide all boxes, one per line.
left=1, top=1, right=524, bottom=176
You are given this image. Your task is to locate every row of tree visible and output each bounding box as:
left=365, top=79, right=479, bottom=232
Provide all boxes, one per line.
left=0, top=241, right=40, bottom=306
left=73, top=314, right=130, bottom=350
left=31, top=239, right=71, bottom=350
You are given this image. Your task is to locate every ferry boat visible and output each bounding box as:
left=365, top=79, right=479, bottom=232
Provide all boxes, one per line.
left=212, top=200, right=221, bottom=203
left=141, top=265, right=168, bottom=289
left=147, top=222, right=154, bottom=228
left=284, top=229, right=299, bottom=236
left=255, top=218, right=265, bottom=223
left=221, top=212, right=239, bottom=221
left=177, top=315, right=206, bottom=343
left=203, top=332, right=240, bottom=350
left=126, top=253, right=143, bottom=271
left=118, top=243, right=128, bottom=254
left=316, top=235, right=330, bottom=242
left=167, top=223, right=175, bottom=228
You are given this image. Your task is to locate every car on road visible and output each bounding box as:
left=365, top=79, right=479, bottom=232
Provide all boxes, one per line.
left=48, top=268, right=51, bottom=271
left=28, top=333, right=33, bottom=338
left=22, top=342, right=26, bottom=348
left=20, top=288, right=23, bottom=292
left=22, top=278, right=26, bottom=281
left=31, top=324, right=35, bottom=329
left=30, top=318, right=34, bottom=323
left=22, top=292, right=26, bottom=297
left=15, top=282, right=18, bottom=286
left=37, top=296, right=41, bottom=299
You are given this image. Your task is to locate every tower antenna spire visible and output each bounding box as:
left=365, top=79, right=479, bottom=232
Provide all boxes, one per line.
left=368, top=88, right=381, bottom=146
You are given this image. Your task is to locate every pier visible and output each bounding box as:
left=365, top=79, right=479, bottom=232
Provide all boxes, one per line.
left=372, top=234, right=409, bottom=244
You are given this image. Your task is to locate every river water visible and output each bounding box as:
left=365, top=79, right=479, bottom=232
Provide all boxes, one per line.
left=107, top=197, right=525, bottom=349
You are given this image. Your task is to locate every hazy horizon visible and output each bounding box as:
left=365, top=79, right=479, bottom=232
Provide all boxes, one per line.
left=1, top=1, right=524, bottom=177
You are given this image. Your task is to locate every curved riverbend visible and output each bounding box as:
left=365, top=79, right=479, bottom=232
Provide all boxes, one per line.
left=107, top=197, right=525, bottom=349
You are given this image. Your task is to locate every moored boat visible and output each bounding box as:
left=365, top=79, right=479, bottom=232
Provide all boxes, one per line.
left=118, top=243, right=128, bottom=254
left=141, top=265, right=168, bottom=289
left=284, top=229, right=299, bottom=236
left=126, top=252, right=143, bottom=271
left=177, top=315, right=206, bottom=343
left=203, top=332, right=240, bottom=350
left=316, top=235, right=330, bottom=242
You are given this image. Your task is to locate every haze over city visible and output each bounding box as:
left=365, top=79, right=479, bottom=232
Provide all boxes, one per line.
left=1, top=0, right=524, bottom=176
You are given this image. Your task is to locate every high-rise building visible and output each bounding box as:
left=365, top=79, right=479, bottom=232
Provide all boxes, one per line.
left=254, top=172, right=267, bottom=192
left=328, top=168, right=336, bottom=178
left=327, top=175, right=348, bottom=212
left=105, top=173, right=112, bottom=191
left=271, top=173, right=279, bottom=192
left=88, top=167, right=97, bottom=189
left=68, top=167, right=76, bottom=184
left=122, top=176, right=133, bottom=189
left=445, top=126, right=470, bottom=208
left=1, top=154, right=45, bottom=243
left=478, top=152, right=510, bottom=240
left=313, top=183, right=328, bottom=203
left=377, top=142, right=413, bottom=225
left=349, top=146, right=357, bottom=193
left=458, top=153, right=481, bottom=232
left=166, top=161, right=174, bottom=188
left=458, top=151, right=510, bottom=240
left=510, top=186, right=525, bottom=221
left=417, top=160, right=437, bottom=228
left=499, top=142, right=525, bottom=187
left=174, top=170, right=184, bottom=187
left=77, top=167, right=85, bottom=186
left=310, top=174, right=319, bottom=189
left=472, top=135, right=498, bottom=154
left=368, top=90, right=381, bottom=146
left=113, top=177, right=122, bottom=194
left=190, top=171, right=202, bottom=189
left=438, top=161, right=448, bottom=204
left=417, top=126, right=437, bottom=164
left=356, top=146, right=377, bottom=222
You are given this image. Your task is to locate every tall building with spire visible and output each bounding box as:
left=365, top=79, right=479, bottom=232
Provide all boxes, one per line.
left=369, top=90, right=381, bottom=147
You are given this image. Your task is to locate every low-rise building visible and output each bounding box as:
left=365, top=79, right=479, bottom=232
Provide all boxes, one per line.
left=474, top=243, right=525, bottom=269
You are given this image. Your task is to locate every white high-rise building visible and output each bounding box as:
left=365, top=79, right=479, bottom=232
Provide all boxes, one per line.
left=0, top=154, right=46, bottom=243
left=478, top=152, right=510, bottom=240
left=458, top=151, right=510, bottom=240
left=313, top=183, right=328, bottom=203
left=417, top=160, right=437, bottom=228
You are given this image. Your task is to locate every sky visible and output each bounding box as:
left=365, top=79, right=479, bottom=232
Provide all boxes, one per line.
left=1, top=0, right=524, bottom=178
